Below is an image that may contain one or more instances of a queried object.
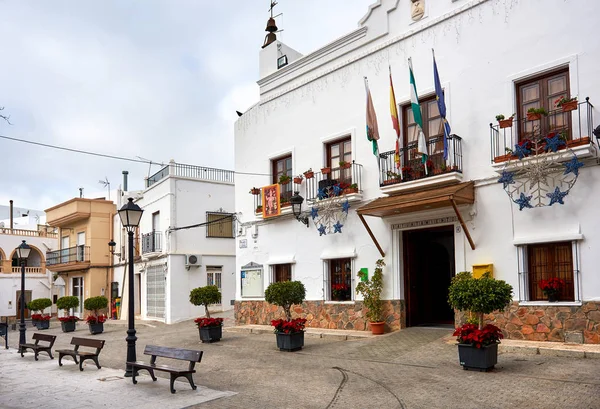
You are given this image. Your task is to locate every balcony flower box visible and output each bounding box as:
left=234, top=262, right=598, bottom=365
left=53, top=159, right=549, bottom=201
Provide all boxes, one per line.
left=255, top=206, right=263, bottom=214
left=339, top=161, right=351, bottom=169
left=493, top=153, right=517, bottom=164
left=383, top=178, right=400, bottom=185
left=527, top=112, right=541, bottom=121
left=561, top=100, right=577, bottom=112
left=566, top=136, right=590, bottom=148
left=343, top=187, right=358, bottom=194
left=250, top=188, right=261, bottom=195
left=304, top=170, right=314, bottom=179
left=498, top=119, right=513, bottom=129
left=293, top=177, right=303, bottom=184
left=321, top=167, right=331, bottom=175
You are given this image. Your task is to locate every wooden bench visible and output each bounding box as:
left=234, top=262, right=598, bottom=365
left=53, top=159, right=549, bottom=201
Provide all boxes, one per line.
left=19, top=333, right=56, bottom=360
left=56, top=337, right=105, bottom=371
left=127, top=345, right=203, bottom=394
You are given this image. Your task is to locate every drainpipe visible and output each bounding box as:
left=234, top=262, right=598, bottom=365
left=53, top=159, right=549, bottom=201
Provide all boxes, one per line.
left=9, top=200, right=13, bottom=233
left=122, top=171, right=129, bottom=192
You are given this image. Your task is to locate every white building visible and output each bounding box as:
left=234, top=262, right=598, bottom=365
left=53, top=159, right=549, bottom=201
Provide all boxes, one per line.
left=112, top=160, right=236, bottom=324
left=234, top=0, right=600, bottom=343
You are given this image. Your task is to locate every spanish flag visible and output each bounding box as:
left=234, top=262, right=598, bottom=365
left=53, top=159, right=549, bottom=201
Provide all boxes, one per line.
left=389, top=66, right=401, bottom=175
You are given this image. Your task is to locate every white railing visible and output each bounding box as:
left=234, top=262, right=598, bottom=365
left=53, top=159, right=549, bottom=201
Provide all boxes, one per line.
left=0, top=227, right=58, bottom=238
left=11, top=267, right=44, bottom=273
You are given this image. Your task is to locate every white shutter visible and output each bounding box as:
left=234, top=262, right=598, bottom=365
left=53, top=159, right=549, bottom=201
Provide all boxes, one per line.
left=146, top=265, right=165, bottom=319
left=323, top=261, right=329, bottom=301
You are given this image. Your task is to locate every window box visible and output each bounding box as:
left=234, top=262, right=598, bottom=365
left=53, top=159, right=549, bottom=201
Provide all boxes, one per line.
left=293, top=177, right=303, bottom=184
left=560, top=100, right=578, bottom=112
left=321, top=167, right=331, bottom=175
left=498, top=118, right=513, bottom=129
left=526, top=112, right=542, bottom=121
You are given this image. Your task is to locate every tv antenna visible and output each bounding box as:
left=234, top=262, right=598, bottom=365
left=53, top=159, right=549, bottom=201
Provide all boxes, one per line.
left=98, top=177, right=111, bottom=200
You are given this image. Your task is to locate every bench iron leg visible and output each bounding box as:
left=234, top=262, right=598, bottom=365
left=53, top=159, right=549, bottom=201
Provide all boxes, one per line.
left=169, top=374, right=177, bottom=394
left=132, top=367, right=137, bottom=385
left=46, top=349, right=54, bottom=360
left=184, top=373, right=197, bottom=391
left=92, top=356, right=101, bottom=369
left=149, top=369, right=157, bottom=381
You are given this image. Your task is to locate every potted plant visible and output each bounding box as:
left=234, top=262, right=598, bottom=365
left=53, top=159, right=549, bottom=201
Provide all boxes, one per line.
left=526, top=107, right=548, bottom=121
left=331, top=283, right=349, bottom=301
left=345, top=183, right=359, bottom=194
left=293, top=174, right=303, bottom=184
left=264, top=280, right=307, bottom=352
left=339, top=160, right=351, bottom=169
left=190, top=285, right=223, bottom=343
left=84, top=296, right=108, bottom=335
left=555, top=96, right=577, bottom=112
left=27, top=300, right=40, bottom=328
left=496, top=114, right=514, bottom=129
left=356, top=259, right=385, bottom=335
left=425, top=159, right=435, bottom=175
left=56, top=296, right=80, bottom=332
left=278, top=174, right=291, bottom=185
left=304, top=168, right=314, bottom=179
left=249, top=187, right=261, bottom=195
left=29, top=298, right=52, bottom=330
left=280, top=196, right=290, bottom=207
left=321, top=166, right=331, bottom=175
left=539, top=277, right=565, bottom=302
left=255, top=205, right=263, bottom=214
left=448, top=272, right=513, bottom=371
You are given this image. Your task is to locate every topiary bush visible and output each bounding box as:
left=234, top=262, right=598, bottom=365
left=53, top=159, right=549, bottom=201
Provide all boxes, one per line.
left=189, top=285, right=221, bottom=319
left=84, top=296, right=108, bottom=316
left=264, top=281, right=306, bottom=321
left=448, top=272, right=513, bottom=329
left=27, top=298, right=53, bottom=315
left=56, top=296, right=79, bottom=316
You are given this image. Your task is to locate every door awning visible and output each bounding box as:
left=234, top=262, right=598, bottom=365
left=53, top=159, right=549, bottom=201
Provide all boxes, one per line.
left=357, top=181, right=476, bottom=256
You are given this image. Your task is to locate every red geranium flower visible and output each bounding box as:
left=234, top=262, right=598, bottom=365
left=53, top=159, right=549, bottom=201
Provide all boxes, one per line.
left=194, top=317, right=224, bottom=328
left=58, top=316, right=79, bottom=323
left=453, top=323, right=503, bottom=348
left=270, top=318, right=307, bottom=334
left=86, top=314, right=107, bottom=324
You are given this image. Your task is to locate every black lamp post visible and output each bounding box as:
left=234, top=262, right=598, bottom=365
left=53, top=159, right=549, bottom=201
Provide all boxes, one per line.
left=16, top=240, right=31, bottom=350
left=290, top=191, right=309, bottom=227
left=118, top=198, right=143, bottom=377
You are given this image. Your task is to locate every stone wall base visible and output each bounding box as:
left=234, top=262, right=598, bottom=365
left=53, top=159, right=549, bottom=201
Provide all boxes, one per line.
left=456, top=301, right=600, bottom=344
left=235, top=300, right=405, bottom=332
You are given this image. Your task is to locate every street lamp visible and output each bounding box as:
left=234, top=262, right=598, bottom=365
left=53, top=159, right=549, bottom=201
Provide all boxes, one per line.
left=118, top=198, right=143, bottom=377
left=16, top=240, right=31, bottom=350
left=290, top=191, right=309, bottom=227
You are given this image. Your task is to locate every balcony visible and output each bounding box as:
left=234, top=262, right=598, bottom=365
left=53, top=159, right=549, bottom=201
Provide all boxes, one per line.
left=142, top=232, right=162, bottom=254
left=146, top=161, right=234, bottom=188
left=0, top=227, right=58, bottom=238
left=11, top=267, right=43, bottom=274
left=46, top=245, right=90, bottom=271
left=379, top=135, right=463, bottom=194
left=490, top=98, right=596, bottom=171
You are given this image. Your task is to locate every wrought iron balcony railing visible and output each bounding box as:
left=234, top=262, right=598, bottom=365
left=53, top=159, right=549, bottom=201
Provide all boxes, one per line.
left=142, top=232, right=162, bottom=254
left=46, top=245, right=90, bottom=266
left=305, top=162, right=363, bottom=202
left=490, top=98, right=594, bottom=163
left=379, top=134, right=463, bottom=186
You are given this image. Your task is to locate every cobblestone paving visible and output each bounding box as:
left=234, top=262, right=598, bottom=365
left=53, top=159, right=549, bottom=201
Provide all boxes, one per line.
left=3, top=316, right=600, bottom=409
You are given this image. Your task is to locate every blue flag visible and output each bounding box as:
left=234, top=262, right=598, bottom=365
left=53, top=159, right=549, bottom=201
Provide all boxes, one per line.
left=433, top=50, right=451, bottom=160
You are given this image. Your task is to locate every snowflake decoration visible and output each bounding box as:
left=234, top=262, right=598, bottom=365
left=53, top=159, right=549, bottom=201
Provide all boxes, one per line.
left=309, top=185, right=350, bottom=235
left=514, top=143, right=531, bottom=160
left=545, top=134, right=566, bottom=153
left=499, top=139, right=582, bottom=209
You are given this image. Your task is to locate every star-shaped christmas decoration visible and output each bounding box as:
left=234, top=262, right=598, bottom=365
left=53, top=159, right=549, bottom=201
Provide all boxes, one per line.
left=333, top=221, right=343, bottom=233
left=515, top=192, right=533, bottom=211
left=342, top=199, right=350, bottom=214
left=310, top=207, right=319, bottom=220
left=544, top=134, right=566, bottom=153
left=563, top=157, right=584, bottom=176
left=514, top=143, right=531, bottom=160
left=317, top=188, right=327, bottom=200
left=332, top=185, right=342, bottom=196
left=546, top=187, right=568, bottom=206
left=498, top=170, right=515, bottom=188
left=318, top=224, right=327, bottom=236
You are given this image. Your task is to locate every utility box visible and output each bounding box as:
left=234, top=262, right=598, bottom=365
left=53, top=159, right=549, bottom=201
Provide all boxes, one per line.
left=472, top=264, right=493, bottom=279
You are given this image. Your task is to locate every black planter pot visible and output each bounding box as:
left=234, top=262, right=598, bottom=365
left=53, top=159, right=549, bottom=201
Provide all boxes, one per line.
left=547, top=292, right=559, bottom=302
left=37, top=320, right=50, bottom=330
left=61, top=321, right=77, bottom=333
left=276, top=331, right=304, bottom=352
left=457, top=343, right=498, bottom=372
left=199, top=326, right=222, bottom=343
left=89, top=322, right=104, bottom=335
left=31, top=319, right=39, bottom=328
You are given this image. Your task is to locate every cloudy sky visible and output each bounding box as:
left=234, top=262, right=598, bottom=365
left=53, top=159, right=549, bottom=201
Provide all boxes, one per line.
left=0, top=0, right=370, bottom=210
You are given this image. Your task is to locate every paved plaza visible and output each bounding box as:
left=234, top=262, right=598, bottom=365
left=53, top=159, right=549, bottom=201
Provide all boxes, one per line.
left=1, top=312, right=599, bottom=409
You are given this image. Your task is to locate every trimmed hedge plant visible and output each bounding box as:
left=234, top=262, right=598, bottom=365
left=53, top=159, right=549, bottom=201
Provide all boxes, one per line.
left=56, top=296, right=79, bottom=315
left=189, top=285, right=221, bottom=319
left=84, top=296, right=108, bottom=316
left=264, top=281, right=306, bottom=321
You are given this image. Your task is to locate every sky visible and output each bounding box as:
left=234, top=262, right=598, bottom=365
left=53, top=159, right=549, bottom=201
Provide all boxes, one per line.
left=0, top=0, right=371, bottom=211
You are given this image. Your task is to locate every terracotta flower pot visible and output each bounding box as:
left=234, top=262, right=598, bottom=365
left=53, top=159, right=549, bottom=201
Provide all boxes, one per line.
left=304, top=171, right=314, bottom=179
left=339, top=162, right=351, bottom=169
left=498, top=119, right=513, bottom=129
left=250, top=188, right=260, bottom=195
left=321, top=167, right=331, bottom=175
left=527, top=112, right=542, bottom=121
left=561, top=100, right=577, bottom=112
left=293, top=177, right=303, bottom=184
left=369, top=321, right=385, bottom=335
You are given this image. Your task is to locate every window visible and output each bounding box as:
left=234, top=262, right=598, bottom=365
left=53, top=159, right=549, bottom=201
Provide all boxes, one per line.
left=326, top=137, right=352, bottom=186
left=207, top=266, right=222, bottom=305
left=206, top=212, right=234, bottom=238
left=402, top=95, right=445, bottom=169
left=272, top=154, right=292, bottom=203
left=273, top=264, right=292, bottom=282
left=525, top=241, right=575, bottom=302
left=516, top=68, right=571, bottom=141
left=328, top=258, right=352, bottom=301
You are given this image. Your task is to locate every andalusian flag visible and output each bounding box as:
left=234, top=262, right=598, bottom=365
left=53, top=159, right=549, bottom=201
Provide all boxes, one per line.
left=433, top=49, right=451, bottom=160
left=364, top=77, right=380, bottom=157
left=408, top=58, right=428, bottom=173
left=389, top=66, right=402, bottom=177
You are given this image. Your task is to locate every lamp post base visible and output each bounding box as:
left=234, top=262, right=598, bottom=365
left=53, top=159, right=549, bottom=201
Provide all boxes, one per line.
left=124, top=327, right=137, bottom=377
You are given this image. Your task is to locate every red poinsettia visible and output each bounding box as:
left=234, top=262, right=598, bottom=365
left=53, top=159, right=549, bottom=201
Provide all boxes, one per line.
left=85, top=314, right=107, bottom=325
left=194, top=317, right=223, bottom=328
left=271, top=318, right=307, bottom=334
left=539, top=277, right=565, bottom=295
left=58, top=316, right=80, bottom=323
left=453, top=323, right=503, bottom=349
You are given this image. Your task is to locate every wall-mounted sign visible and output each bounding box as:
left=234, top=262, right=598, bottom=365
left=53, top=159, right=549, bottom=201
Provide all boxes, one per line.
left=360, top=268, right=368, bottom=282
left=239, top=239, right=247, bottom=249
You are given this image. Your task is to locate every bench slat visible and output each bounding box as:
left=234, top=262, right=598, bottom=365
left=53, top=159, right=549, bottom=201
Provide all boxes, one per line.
left=127, top=362, right=194, bottom=374
left=70, top=337, right=105, bottom=349
left=143, top=345, right=202, bottom=362
left=32, top=333, right=56, bottom=343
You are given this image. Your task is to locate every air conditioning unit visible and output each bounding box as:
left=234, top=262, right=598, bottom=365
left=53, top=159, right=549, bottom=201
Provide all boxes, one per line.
left=185, top=254, right=202, bottom=268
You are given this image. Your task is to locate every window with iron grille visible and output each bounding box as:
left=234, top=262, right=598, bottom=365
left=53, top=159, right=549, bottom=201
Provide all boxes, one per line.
left=518, top=241, right=579, bottom=302
left=206, top=266, right=222, bottom=305
left=327, top=258, right=352, bottom=301
left=326, top=137, right=352, bottom=186
left=206, top=212, right=234, bottom=238
left=272, top=264, right=292, bottom=282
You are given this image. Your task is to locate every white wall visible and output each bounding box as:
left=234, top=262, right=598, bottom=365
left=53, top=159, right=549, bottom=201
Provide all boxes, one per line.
left=235, top=0, right=600, bottom=301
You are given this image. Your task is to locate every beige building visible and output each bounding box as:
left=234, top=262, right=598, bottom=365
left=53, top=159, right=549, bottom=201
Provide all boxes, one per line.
left=45, top=198, right=116, bottom=317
